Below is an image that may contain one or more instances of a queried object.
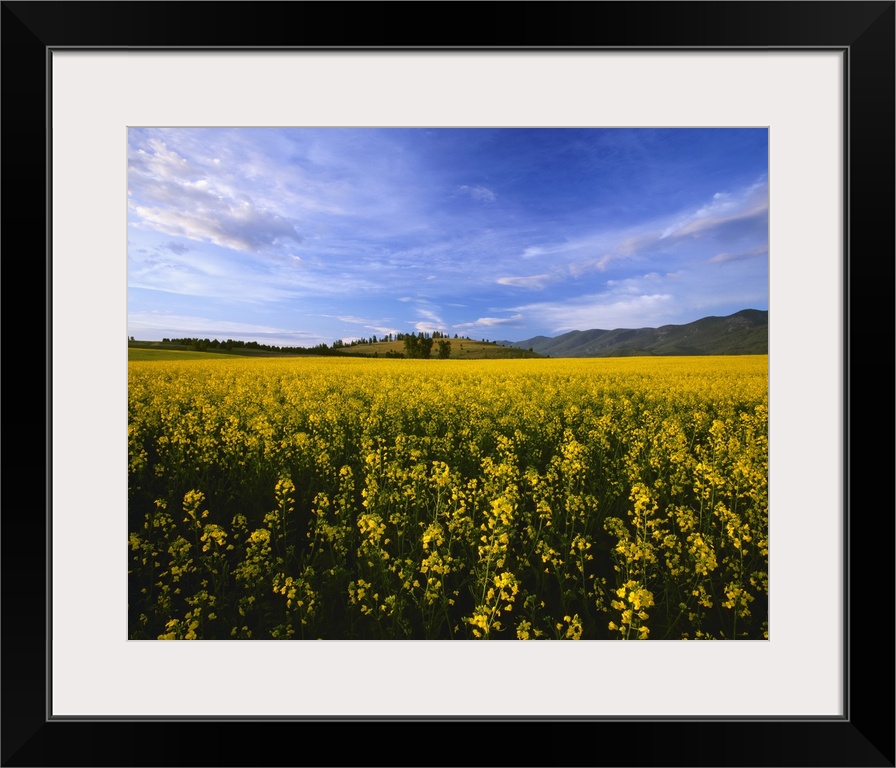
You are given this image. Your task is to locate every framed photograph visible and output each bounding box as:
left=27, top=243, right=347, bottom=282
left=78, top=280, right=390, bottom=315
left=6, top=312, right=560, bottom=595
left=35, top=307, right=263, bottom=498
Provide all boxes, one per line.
left=4, top=1, right=892, bottom=765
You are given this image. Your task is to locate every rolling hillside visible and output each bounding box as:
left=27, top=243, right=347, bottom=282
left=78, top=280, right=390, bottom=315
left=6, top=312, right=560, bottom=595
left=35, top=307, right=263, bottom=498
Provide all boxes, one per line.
left=340, top=338, right=542, bottom=360
left=496, top=309, right=768, bottom=357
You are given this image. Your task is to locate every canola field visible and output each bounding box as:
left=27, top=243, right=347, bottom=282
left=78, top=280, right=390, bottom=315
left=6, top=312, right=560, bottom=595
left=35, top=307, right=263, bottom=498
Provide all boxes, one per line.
left=128, top=356, right=768, bottom=640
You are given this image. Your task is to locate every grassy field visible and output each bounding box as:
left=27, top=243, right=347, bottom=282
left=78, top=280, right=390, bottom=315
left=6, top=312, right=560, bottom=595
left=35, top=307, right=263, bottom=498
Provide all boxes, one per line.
left=128, top=348, right=244, bottom=361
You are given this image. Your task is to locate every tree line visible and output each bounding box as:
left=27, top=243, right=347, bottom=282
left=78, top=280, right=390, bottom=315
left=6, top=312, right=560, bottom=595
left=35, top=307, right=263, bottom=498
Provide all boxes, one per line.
left=160, top=337, right=347, bottom=356
left=153, top=332, right=455, bottom=359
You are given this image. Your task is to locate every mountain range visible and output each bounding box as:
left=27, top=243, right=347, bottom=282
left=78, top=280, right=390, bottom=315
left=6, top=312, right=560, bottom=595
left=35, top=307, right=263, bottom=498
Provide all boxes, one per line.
left=496, top=309, right=768, bottom=358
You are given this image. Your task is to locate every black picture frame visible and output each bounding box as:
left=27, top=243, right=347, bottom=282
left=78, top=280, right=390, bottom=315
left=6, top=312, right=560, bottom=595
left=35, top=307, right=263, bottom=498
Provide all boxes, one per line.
left=3, top=2, right=893, bottom=766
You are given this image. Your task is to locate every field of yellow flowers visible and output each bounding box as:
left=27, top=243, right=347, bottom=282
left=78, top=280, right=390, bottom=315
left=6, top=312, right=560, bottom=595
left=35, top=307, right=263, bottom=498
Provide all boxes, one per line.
left=128, top=355, right=768, bottom=640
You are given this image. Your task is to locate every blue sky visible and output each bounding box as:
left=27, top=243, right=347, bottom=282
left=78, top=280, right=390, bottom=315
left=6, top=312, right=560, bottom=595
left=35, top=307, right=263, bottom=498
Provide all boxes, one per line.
left=128, top=128, right=768, bottom=347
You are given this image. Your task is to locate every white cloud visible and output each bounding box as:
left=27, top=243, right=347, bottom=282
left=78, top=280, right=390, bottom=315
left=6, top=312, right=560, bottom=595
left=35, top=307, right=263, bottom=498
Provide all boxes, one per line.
left=453, top=314, right=524, bottom=330
left=708, top=245, right=768, bottom=264
left=567, top=256, right=613, bottom=277
left=414, top=307, right=445, bottom=330
left=131, top=204, right=301, bottom=253
left=496, top=274, right=552, bottom=289
left=368, top=325, right=401, bottom=337
left=127, top=311, right=331, bottom=346
left=659, top=181, right=768, bottom=242
left=320, top=314, right=401, bottom=338
left=457, top=184, right=496, bottom=203
left=128, top=311, right=277, bottom=335
left=514, top=293, right=675, bottom=332
left=129, top=135, right=306, bottom=254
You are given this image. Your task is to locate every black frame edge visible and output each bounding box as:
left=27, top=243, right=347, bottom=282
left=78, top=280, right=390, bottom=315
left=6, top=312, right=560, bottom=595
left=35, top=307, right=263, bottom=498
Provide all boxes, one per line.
left=2, top=2, right=893, bottom=766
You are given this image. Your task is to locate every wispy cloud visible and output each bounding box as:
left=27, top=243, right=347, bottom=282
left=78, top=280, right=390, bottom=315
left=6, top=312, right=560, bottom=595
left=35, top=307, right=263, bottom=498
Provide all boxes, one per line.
left=659, top=179, right=768, bottom=242
left=454, top=314, right=525, bottom=330
left=457, top=184, right=496, bottom=203
left=127, top=311, right=332, bottom=347
left=496, top=274, right=552, bottom=289
left=163, top=241, right=190, bottom=255
left=413, top=306, right=446, bottom=333
left=708, top=244, right=769, bottom=264
left=129, top=136, right=305, bottom=253
left=513, top=293, right=676, bottom=333
left=507, top=179, right=768, bottom=281
left=319, top=314, right=401, bottom=338
left=132, top=204, right=302, bottom=252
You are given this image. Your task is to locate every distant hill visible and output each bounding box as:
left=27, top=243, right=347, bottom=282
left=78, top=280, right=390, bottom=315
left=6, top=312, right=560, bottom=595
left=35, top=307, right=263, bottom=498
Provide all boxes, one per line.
left=496, top=309, right=768, bottom=357
left=342, top=338, right=542, bottom=360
